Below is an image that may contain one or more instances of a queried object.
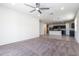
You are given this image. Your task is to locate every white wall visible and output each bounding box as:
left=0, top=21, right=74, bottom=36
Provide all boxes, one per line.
left=0, top=5, right=39, bottom=45
left=75, top=10, right=79, bottom=43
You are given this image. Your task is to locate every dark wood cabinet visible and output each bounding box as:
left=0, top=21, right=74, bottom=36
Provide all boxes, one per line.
left=69, top=30, right=75, bottom=37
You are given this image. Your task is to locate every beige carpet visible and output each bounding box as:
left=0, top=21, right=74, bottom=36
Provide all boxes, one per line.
left=0, top=35, right=79, bottom=56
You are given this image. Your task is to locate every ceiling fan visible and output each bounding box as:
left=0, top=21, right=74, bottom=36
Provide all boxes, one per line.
left=24, top=3, right=50, bottom=14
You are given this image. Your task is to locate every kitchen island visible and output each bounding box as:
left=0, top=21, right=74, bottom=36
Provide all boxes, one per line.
left=49, top=31, right=62, bottom=36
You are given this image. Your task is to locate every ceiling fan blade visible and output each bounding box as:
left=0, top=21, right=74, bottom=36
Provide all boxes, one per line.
left=40, top=8, right=49, bottom=10
left=36, top=3, right=40, bottom=7
left=30, top=9, right=36, bottom=13
left=38, top=10, right=42, bottom=14
left=24, top=3, right=35, bottom=8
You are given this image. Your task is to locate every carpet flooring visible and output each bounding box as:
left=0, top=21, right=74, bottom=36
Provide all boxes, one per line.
left=0, top=35, right=79, bottom=56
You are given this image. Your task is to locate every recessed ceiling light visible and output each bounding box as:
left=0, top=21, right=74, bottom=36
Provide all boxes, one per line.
left=60, top=7, right=64, bottom=10
left=11, top=3, right=16, bottom=5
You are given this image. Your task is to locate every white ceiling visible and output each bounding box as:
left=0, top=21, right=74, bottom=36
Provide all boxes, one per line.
left=0, top=3, right=79, bottom=24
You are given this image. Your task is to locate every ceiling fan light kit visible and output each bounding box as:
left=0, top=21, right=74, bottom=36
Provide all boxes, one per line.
left=24, top=3, right=50, bottom=14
